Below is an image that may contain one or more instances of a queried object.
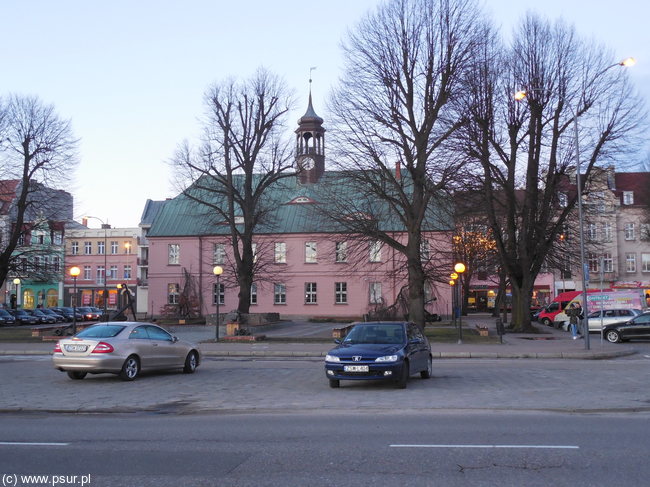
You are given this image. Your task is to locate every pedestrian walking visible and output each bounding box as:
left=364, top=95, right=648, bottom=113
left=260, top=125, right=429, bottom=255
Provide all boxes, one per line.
left=566, top=302, right=582, bottom=339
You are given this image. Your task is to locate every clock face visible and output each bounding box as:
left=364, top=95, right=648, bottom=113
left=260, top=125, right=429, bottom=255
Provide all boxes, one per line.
left=301, top=157, right=315, bottom=170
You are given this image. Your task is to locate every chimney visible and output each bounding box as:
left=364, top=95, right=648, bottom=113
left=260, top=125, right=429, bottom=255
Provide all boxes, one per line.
left=82, top=217, right=88, bottom=227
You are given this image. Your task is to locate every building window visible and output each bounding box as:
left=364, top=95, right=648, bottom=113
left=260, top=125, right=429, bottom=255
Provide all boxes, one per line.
left=643, top=254, right=650, bottom=273
left=124, top=265, right=132, bottom=279
left=252, top=243, right=258, bottom=263
left=111, top=241, right=118, bottom=254
left=274, top=243, right=286, bottom=263
left=305, top=242, right=317, bottom=263
left=588, top=224, right=598, bottom=241
left=602, top=253, right=613, bottom=273
left=109, top=265, right=118, bottom=280
left=98, top=241, right=105, bottom=255
left=420, top=240, right=430, bottom=262
left=369, top=241, right=382, bottom=262
left=53, top=232, right=62, bottom=245
left=603, top=223, right=613, bottom=242
left=124, top=241, right=132, bottom=254
left=83, top=266, right=91, bottom=280
left=274, top=283, right=286, bottom=304
left=642, top=224, right=650, bottom=241
left=588, top=254, right=599, bottom=273
left=71, top=241, right=79, bottom=255
left=168, top=283, right=180, bottom=304
left=335, top=242, right=348, bottom=263
left=623, top=191, right=634, bottom=205
left=626, top=253, right=637, bottom=273
left=305, top=282, right=317, bottom=304
left=52, top=256, right=60, bottom=272
left=212, top=283, right=224, bottom=305
left=84, top=241, right=92, bottom=254
left=625, top=223, right=635, bottom=241
left=558, top=192, right=568, bottom=207
left=250, top=283, right=257, bottom=305
left=168, top=244, right=180, bottom=265
left=369, top=282, right=382, bottom=304
left=213, top=243, right=226, bottom=265
left=335, top=282, right=347, bottom=304
left=96, top=266, right=105, bottom=285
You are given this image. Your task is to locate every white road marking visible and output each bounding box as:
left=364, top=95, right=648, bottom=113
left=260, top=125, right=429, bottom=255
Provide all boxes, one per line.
left=390, top=444, right=579, bottom=449
left=0, top=442, right=69, bottom=446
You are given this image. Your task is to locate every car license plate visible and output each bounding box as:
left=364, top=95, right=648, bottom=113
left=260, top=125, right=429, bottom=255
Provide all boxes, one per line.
left=344, top=365, right=369, bottom=372
left=65, top=344, right=88, bottom=352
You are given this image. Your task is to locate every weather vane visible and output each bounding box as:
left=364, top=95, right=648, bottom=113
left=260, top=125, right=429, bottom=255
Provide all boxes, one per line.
left=309, top=66, right=317, bottom=86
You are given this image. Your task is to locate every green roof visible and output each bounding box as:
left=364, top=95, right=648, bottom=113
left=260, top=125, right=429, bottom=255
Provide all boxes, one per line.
left=147, top=171, right=453, bottom=237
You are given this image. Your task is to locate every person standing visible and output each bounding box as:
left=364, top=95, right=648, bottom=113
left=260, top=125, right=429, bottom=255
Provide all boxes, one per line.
left=567, top=302, right=582, bottom=340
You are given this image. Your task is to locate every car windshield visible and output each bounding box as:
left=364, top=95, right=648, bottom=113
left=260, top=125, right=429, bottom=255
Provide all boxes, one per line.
left=343, top=324, right=405, bottom=344
left=76, top=325, right=126, bottom=338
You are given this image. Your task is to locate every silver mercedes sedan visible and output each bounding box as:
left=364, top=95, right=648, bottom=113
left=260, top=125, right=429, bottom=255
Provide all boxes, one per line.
left=52, top=322, right=201, bottom=381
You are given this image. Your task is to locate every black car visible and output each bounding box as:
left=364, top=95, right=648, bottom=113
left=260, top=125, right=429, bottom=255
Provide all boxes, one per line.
left=30, top=309, right=57, bottom=324
left=52, top=307, right=84, bottom=322
left=324, top=321, right=432, bottom=389
left=41, top=308, right=66, bottom=323
left=603, top=312, right=650, bottom=343
left=9, top=309, right=40, bottom=325
left=0, top=309, right=16, bottom=325
left=77, top=307, right=101, bottom=321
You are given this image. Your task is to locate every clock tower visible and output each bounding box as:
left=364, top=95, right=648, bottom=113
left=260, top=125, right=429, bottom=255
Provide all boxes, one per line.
left=295, top=86, right=326, bottom=184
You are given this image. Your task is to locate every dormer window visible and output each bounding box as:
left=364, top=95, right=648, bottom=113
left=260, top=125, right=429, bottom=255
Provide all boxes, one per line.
left=289, top=196, right=315, bottom=204
left=557, top=192, right=568, bottom=208
left=623, top=191, right=634, bottom=205
left=234, top=216, right=244, bottom=224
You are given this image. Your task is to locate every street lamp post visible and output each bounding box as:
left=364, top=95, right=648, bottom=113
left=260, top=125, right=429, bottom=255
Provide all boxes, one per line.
left=514, top=57, right=634, bottom=350
left=85, top=216, right=108, bottom=322
left=69, top=266, right=80, bottom=335
left=213, top=266, right=223, bottom=341
left=454, top=262, right=466, bottom=344
left=12, top=278, right=20, bottom=309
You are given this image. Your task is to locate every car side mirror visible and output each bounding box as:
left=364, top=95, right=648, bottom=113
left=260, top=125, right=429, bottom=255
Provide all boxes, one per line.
left=171, top=336, right=179, bottom=343
left=334, top=338, right=341, bottom=344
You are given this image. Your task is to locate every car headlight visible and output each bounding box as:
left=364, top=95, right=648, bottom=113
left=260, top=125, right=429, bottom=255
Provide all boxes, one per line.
left=325, top=354, right=340, bottom=363
left=375, top=355, right=398, bottom=362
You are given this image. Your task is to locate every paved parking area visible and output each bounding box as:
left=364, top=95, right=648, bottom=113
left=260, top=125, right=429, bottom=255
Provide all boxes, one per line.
left=2, top=354, right=650, bottom=414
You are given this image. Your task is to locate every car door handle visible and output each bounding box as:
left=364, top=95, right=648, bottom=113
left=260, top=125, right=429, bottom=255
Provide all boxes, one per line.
left=152, top=343, right=159, bottom=347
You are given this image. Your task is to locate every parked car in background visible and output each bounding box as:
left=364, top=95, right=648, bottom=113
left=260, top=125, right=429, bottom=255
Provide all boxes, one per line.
left=324, top=321, right=431, bottom=389
left=602, top=312, right=650, bottom=343
left=41, top=308, right=66, bottom=323
left=30, top=309, right=57, bottom=324
left=77, top=307, right=101, bottom=321
left=90, top=307, right=106, bottom=321
left=9, top=309, right=40, bottom=325
left=584, top=308, right=643, bottom=332
left=52, top=322, right=201, bottom=381
left=52, top=307, right=84, bottom=322
left=0, top=309, right=16, bottom=325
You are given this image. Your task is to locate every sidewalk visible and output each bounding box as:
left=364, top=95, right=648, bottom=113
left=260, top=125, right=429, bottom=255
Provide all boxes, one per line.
left=0, top=314, right=637, bottom=359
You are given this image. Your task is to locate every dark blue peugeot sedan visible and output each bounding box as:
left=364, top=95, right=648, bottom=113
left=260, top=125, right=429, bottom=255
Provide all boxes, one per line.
left=324, top=321, right=432, bottom=389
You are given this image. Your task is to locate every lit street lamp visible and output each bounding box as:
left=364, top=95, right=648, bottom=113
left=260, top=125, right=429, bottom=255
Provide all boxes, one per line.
left=69, top=266, right=80, bottom=335
left=454, top=262, right=466, bottom=344
left=213, top=266, right=223, bottom=341
left=12, top=278, right=20, bottom=309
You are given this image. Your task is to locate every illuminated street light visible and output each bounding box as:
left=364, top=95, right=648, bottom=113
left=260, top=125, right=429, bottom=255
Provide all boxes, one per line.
left=69, top=266, right=80, bottom=335
left=213, top=266, right=223, bottom=341
left=454, top=262, right=466, bottom=344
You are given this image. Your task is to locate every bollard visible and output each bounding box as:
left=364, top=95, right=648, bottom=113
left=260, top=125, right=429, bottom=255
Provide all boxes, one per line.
left=496, top=318, right=504, bottom=344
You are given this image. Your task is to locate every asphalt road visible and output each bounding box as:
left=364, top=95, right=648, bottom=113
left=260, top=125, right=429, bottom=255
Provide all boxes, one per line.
left=1, top=411, right=649, bottom=486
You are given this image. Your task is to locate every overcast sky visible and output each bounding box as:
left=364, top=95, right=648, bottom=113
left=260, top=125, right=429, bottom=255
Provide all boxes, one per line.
left=2, top=0, right=648, bottom=228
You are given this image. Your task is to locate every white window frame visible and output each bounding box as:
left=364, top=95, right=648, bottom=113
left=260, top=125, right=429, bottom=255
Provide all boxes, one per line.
left=335, top=242, right=348, bottom=263
left=335, top=282, right=347, bottom=304
left=305, top=242, right=317, bottom=263
left=369, top=240, right=382, bottom=263
left=96, top=266, right=105, bottom=285
left=642, top=254, right=650, bottom=273
left=305, top=282, right=317, bottom=304
left=168, top=244, right=180, bottom=265
left=124, top=265, right=132, bottom=279
left=97, top=241, right=105, bottom=255
left=168, top=283, right=180, bottom=304
left=274, top=283, right=286, bottom=304
left=110, top=241, right=118, bottom=254
left=603, top=223, right=613, bottom=242
left=213, top=243, right=226, bottom=265
left=623, top=191, right=634, bottom=205
left=109, top=265, right=118, bottom=280
left=625, top=223, right=635, bottom=241
left=71, top=241, right=79, bottom=255
left=602, top=253, right=613, bottom=273
left=213, top=283, right=225, bottom=305
left=83, top=266, right=91, bottom=280
left=274, top=243, right=286, bottom=263
left=84, top=241, right=92, bottom=254
left=250, top=283, right=257, bottom=305
left=626, top=253, right=637, bottom=273
left=369, top=282, right=382, bottom=304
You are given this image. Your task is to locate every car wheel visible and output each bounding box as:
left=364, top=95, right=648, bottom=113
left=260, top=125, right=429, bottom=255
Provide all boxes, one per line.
left=66, top=371, right=86, bottom=380
left=183, top=351, right=199, bottom=374
left=119, top=355, right=140, bottom=381
left=328, top=379, right=340, bottom=388
left=605, top=330, right=621, bottom=343
left=420, top=356, right=432, bottom=379
left=396, top=362, right=409, bottom=389
left=541, top=318, right=551, bottom=327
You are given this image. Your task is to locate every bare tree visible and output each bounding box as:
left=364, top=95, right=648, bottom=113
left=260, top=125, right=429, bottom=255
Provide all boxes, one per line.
left=171, top=68, right=295, bottom=316
left=326, top=0, right=485, bottom=327
left=0, top=94, right=78, bottom=288
left=459, top=14, right=646, bottom=330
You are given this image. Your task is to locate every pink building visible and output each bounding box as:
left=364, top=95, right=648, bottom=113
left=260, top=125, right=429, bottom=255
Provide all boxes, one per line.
left=145, top=99, right=454, bottom=321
